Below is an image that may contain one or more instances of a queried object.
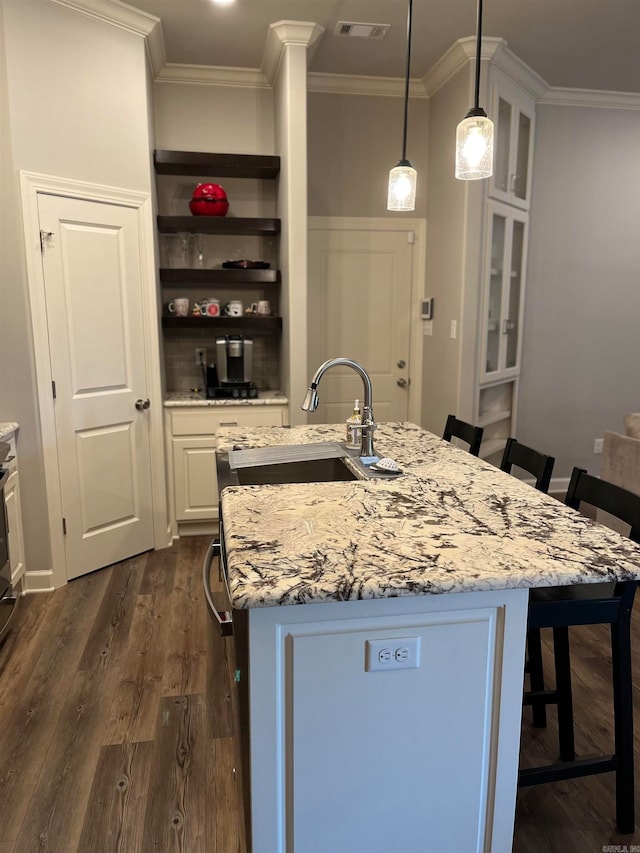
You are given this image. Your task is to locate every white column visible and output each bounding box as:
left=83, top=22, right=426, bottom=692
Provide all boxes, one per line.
left=264, top=22, right=323, bottom=424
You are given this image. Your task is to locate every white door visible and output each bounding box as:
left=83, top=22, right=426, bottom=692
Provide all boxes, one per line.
left=308, top=226, right=414, bottom=423
left=38, top=193, right=154, bottom=580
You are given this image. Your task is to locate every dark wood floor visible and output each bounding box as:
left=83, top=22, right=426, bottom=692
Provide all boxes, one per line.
left=1, top=535, right=640, bottom=852
left=0, top=537, right=246, bottom=853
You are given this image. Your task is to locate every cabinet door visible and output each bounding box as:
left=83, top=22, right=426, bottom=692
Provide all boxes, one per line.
left=489, top=74, right=535, bottom=210
left=481, top=201, right=528, bottom=383
left=172, top=437, right=219, bottom=522
left=5, top=468, right=25, bottom=585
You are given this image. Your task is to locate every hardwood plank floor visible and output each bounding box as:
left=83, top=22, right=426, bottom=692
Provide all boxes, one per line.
left=0, top=537, right=246, bottom=853
left=2, top=535, right=640, bottom=851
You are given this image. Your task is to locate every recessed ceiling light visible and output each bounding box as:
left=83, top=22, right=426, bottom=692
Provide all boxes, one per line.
left=211, top=0, right=236, bottom=6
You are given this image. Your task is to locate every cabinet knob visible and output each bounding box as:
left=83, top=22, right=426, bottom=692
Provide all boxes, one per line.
left=135, top=398, right=151, bottom=411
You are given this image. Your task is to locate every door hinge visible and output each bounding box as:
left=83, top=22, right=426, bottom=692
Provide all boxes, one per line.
left=407, top=231, right=416, bottom=244
left=62, top=517, right=67, bottom=535
left=52, top=380, right=56, bottom=399
left=40, top=230, right=54, bottom=251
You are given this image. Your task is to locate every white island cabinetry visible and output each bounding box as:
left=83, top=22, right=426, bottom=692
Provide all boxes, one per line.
left=247, top=590, right=528, bottom=853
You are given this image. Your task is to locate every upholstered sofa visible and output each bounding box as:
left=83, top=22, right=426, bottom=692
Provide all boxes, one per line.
left=599, top=414, right=640, bottom=534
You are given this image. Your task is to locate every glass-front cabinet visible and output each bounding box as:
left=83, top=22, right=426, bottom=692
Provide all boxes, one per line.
left=488, top=71, right=535, bottom=210
left=480, top=200, right=528, bottom=383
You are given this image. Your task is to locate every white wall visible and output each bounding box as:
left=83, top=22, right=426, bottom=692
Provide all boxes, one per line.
left=0, top=0, right=155, bottom=581
left=421, top=64, right=484, bottom=435
left=153, top=81, right=275, bottom=154
left=307, top=91, right=428, bottom=219
left=517, top=104, right=640, bottom=479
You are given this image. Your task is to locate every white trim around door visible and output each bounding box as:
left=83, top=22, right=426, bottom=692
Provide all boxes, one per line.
left=19, top=171, right=171, bottom=590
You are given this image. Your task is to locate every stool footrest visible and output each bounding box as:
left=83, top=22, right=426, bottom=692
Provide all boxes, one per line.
left=519, top=755, right=617, bottom=787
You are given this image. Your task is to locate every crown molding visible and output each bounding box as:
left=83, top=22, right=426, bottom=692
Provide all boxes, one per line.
left=307, top=73, right=427, bottom=99
left=421, top=36, right=505, bottom=97
left=538, top=88, right=640, bottom=110
left=262, top=20, right=325, bottom=83
left=491, top=43, right=549, bottom=100
left=155, top=63, right=269, bottom=89
left=48, top=4, right=640, bottom=109
left=50, top=0, right=166, bottom=77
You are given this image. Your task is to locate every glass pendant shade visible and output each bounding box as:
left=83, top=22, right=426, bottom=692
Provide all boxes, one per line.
left=387, top=160, right=417, bottom=211
left=455, top=113, right=494, bottom=180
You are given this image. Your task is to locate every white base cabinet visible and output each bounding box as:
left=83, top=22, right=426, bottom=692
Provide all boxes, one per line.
left=166, top=405, right=289, bottom=534
left=244, top=588, right=528, bottom=853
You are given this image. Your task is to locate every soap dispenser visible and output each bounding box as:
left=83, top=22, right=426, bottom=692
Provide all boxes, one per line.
left=345, top=399, right=362, bottom=449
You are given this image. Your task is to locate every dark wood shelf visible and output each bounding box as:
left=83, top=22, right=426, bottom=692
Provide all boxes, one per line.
left=157, top=216, right=280, bottom=236
left=160, top=268, right=280, bottom=286
left=162, top=316, right=282, bottom=332
left=154, top=150, right=280, bottom=179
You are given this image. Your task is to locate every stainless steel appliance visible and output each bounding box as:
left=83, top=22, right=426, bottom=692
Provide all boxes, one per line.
left=216, top=335, right=253, bottom=386
left=206, top=335, right=258, bottom=399
left=0, top=441, right=18, bottom=643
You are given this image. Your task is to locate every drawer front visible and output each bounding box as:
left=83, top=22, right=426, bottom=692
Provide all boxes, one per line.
left=171, top=406, right=286, bottom=436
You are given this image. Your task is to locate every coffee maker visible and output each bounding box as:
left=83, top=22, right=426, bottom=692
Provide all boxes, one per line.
left=206, top=335, right=257, bottom=399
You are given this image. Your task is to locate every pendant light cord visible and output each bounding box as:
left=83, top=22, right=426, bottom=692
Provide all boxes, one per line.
left=401, top=0, right=413, bottom=161
left=473, top=0, right=483, bottom=110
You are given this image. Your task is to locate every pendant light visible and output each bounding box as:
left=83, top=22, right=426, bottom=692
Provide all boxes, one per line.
left=387, top=0, right=416, bottom=211
left=455, top=0, right=494, bottom=180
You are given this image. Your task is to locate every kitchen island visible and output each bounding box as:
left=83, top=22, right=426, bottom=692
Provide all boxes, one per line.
left=214, top=422, right=640, bottom=853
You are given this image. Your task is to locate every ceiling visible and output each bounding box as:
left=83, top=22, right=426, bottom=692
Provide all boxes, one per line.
left=121, top=0, right=639, bottom=93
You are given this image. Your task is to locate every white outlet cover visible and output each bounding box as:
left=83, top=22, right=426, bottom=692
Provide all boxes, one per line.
left=365, top=637, right=420, bottom=672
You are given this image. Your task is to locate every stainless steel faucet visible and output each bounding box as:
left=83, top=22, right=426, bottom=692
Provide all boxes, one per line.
left=301, top=358, right=378, bottom=462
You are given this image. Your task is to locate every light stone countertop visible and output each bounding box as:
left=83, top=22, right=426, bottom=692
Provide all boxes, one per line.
left=218, top=422, right=640, bottom=609
left=0, top=422, right=19, bottom=441
left=164, top=390, right=288, bottom=407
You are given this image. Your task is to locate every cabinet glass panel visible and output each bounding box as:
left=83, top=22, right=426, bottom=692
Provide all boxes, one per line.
left=486, top=214, right=506, bottom=375
left=515, top=112, right=531, bottom=201
left=505, top=220, right=525, bottom=369
left=494, top=98, right=511, bottom=195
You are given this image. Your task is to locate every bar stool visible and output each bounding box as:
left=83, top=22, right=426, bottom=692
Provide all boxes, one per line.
left=442, top=415, right=483, bottom=457
left=519, top=467, right=640, bottom=834
left=500, top=437, right=556, bottom=726
left=500, top=437, right=555, bottom=493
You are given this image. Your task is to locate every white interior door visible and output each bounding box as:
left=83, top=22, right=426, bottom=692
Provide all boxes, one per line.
left=38, top=193, right=154, bottom=580
left=308, top=226, right=414, bottom=423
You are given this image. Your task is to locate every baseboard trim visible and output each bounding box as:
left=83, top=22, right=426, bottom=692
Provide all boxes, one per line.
left=23, top=570, right=56, bottom=594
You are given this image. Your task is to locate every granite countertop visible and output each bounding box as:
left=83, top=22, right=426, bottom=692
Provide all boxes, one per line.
left=219, top=422, right=640, bottom=609
left=164, top=390, right=288, bottom=407
left=0, top=422, right=19, bottom=441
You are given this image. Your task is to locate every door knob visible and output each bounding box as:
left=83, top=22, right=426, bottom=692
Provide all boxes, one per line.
left=397, top=378, right=408, bottom=388
left=135, top=398, right=150, bottom=411
left=397, top=359, right=406, bottom=369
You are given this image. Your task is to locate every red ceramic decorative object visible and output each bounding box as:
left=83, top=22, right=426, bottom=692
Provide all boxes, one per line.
left=189, top=183, right=229, bottom=216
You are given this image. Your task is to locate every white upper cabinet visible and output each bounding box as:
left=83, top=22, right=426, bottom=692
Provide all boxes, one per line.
left=488, top=70, right=536, bottom=210
left=480, top=200, right=529, bottom=383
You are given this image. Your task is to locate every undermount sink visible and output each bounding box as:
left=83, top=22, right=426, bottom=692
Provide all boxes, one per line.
left=222, top=441, right=371, bottom=486
left=234, top=456, right=358, bottom=486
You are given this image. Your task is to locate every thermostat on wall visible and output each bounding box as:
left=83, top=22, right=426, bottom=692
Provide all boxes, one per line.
left=421, top=298, right=434, bottom=320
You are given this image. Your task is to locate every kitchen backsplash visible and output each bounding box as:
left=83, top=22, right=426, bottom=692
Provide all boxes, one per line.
left=163, top=332, right=280, bottom=392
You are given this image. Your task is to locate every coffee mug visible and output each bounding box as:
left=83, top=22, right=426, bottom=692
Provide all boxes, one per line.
left=223, top=299, right=243, bottom=317
left=198, top=298, right=221, bottom=317
left=167, top=297, right=189, bottom=317
left=250, top=300, right=271, bottom=316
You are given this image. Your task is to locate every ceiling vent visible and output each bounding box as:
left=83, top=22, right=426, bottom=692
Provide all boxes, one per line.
left=334, top=21, right=390, bottom=39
